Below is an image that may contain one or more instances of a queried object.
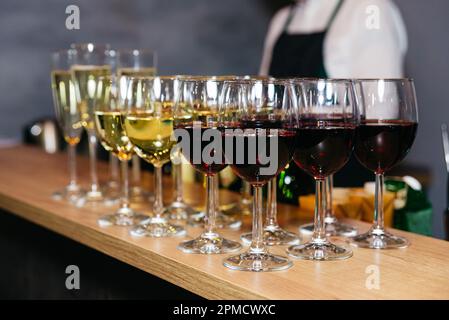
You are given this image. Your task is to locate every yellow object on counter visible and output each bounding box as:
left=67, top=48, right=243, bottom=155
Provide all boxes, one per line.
left=298, top=187, right=395, bottom=227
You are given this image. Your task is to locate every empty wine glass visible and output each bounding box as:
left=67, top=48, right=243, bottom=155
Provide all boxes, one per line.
left=350, top=79, right=418, bottom=249
left=287, top=79, right=357, bottom=261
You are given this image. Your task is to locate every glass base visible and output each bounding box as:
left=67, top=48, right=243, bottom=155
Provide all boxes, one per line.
left=129, top=186, right=154, bottom=203
left=129, top=217, right=186, bottom=238
left=287, top=239, right=353, bottom=261
left=241, top=225, right=300, bottom=246
left=98, top=207, right=149, bottom=227
left=349, top=227, right=409, bottom=249
left=221, top=200, right=252, bottom=216
left=178, top=232, right=241, bottom=254
left=299, top=218, right=357, bottom=237
left=52, top=184, right=85, bottom=205
left=167, top=200, right=197, bottom=220
left=86, top=189, right=104, bottom=202
left=223, top=250, right=293, bottom=272
left=188, top=211, right=242, bottom=229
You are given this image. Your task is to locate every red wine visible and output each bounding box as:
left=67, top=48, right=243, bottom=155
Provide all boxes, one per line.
left=225, top=120, right=295, bottom=186
left=178, top=126, right=227, bottom=176
left=354, top=120, right=417, bottom=174
left=293, top=124, right=355, bottom=179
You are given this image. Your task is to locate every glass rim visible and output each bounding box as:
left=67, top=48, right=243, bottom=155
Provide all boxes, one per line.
left=351, top=78, right=414, bottom=83
left=116, top=48, right=157, bottom=56
left=70, top=43, right=111, bottom=50
left=117, top=75, right=178, bottom=81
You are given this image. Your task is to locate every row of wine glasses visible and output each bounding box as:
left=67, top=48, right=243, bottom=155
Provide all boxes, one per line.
left=51, top=44, right=158, bottom=208
left=52, top=60, right=418, bottom=271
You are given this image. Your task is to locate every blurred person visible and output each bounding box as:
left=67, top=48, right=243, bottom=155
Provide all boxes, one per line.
left=260, top=0, right=408, bottom=197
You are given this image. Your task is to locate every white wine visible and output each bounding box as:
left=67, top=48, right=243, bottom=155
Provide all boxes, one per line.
left=124, top=112, right=175, bottom=167
left=94, top=111, right=134, bottom=161
left=51, top=70, right=83, bottom=145
left=71, top=65, right=112, bottom=130
left=117, top=67, right=157, bottom=78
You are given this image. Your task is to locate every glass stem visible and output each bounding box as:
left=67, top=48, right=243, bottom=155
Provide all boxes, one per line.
left=373, top=173, right=385, bottom=231
left=173, top=163, right=183, bottom=202
left=241, top=181, right=252, bottom=204
left=132, top=155, right=141, bottom=187
left=214, top=174, right=220, bottom=213
left=312, top=178, right=327, bottom=242
left=110, top=154, right=119, bottom=184
left=120, top=159, right=130, bottom=211
left=325, top=175, right=334, bottom=219
left=250, top=186, right=265, bottom=254
left=204, top=175, right=217, bottom=236
left=87, top=131, right=100, bottom=192
left=265, top=178, right=278, bottom=228
left=153, top=166, right=165, bottom=218
left=68, top=143, right=78, bottom=188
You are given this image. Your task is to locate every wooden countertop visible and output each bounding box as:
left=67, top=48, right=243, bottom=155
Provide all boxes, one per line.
left=0, top=145, right=448, bottom=300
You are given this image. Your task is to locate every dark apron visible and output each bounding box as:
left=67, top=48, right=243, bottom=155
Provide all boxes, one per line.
left=268, top=0, right=370, bottom=201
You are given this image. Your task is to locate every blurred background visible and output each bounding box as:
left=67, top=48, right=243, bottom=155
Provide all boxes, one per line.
left=0, top=0, right=448, bottom=238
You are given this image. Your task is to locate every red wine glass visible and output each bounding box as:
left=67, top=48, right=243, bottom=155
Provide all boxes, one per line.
left=350, top=79, right=418, bottom=249
left=287, top=79, right=357, bottom=261
left=221, top=79, right=295, bottom=271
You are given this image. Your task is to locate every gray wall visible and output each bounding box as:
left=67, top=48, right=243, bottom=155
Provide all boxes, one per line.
left=1, top=0, right=448, bottom=238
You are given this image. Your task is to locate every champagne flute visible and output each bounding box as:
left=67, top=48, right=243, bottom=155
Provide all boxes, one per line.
left=350, top=79, right=418, bottom=249
left=298, top=174, right=357, bottom=237
left=222, top=79, right=294, bottom=271
left=71, top=43, right=114, bottom=203
left=71, top=43, right=120, bottom=203
left=287, top=79, right=357, bottom=261
left=124, top=76, right=185, bottom=237
left=175, top=78, right=241, bottom=254
left=50, top=49, right=85, bottom=203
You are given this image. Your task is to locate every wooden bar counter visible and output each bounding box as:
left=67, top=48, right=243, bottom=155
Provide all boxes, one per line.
left=0, top=145, right=449, bottom=299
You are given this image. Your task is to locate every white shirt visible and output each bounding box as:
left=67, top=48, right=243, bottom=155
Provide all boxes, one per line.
left=259, top=0, right=408, bottom=78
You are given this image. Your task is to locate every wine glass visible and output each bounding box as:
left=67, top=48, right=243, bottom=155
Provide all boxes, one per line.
left=124, top=76, right=185, bottom=237
left=174, top=78, right=241, bottom=254
left=350, top=79, right=418, bottom=249
left=179, top=76, right=242, bottom=229
left=71, top=43, right=114, bottom=203
left=299, top=174, right=357, bottom=237
left=93, top=75, right=149, bottom=226
left=71, top=43, right=120, bottom=204
left=221, top=79, right=294, bottom=271
left=50, top=49, right=85, bottom=204
left=117, top=49, right=158, bottom=203
left=287, top=79, right=357, bottom=261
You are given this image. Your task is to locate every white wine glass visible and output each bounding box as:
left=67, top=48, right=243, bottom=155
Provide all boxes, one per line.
left=50, top=49, right=85, bottom=204
left=124, top=76, right=185, bottom=237
left=94, top=75, right=149, bottom=226
left=117, top=49, right=157, bottom=203
left=71, top=43, right=115, bottom=204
